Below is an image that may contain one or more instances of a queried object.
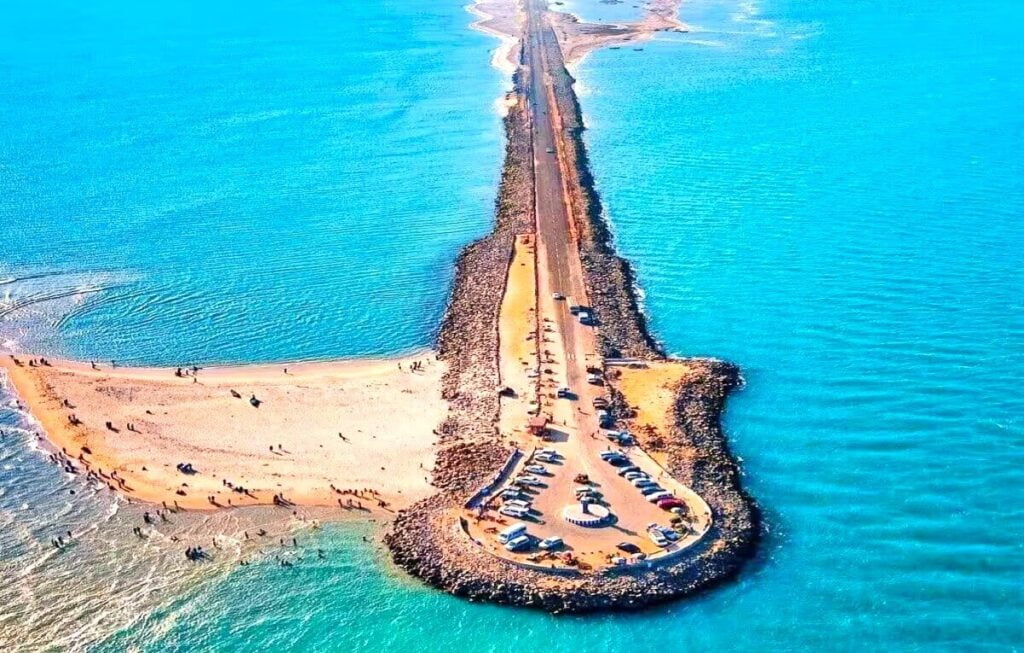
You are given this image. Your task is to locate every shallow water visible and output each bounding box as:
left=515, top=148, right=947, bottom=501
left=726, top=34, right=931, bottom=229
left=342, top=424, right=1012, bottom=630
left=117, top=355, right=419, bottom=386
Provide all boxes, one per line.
left=2, top=0, right=1023, bottom=650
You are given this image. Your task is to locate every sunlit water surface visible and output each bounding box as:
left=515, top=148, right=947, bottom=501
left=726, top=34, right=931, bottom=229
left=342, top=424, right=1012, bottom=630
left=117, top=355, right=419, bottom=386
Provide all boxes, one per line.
left=1, top=0, right=1022, bottom=650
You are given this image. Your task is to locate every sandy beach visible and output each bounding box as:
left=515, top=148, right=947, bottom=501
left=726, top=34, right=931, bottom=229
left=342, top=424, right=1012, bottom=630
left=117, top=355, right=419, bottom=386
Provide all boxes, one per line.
left=1, top=354, right=446, bottom=512
left=551, top=0, right=687, bottom=66
left=468, top=0, right=524, bottom=74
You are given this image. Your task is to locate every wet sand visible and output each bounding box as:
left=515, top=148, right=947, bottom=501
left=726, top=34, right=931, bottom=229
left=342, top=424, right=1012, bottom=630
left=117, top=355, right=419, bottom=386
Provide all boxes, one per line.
left=0, top=354, right=445, bottom=512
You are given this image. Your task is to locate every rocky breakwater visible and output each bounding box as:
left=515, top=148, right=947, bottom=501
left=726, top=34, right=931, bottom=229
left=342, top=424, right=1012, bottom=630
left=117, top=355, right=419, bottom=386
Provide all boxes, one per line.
left=386, top=12, right=760, bottom=613
left=388, top=358, right=758, bottom=615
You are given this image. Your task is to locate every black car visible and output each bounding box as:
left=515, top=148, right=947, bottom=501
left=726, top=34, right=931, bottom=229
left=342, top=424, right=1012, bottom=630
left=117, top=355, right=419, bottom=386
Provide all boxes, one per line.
left=616, top=542, right=641, bottom=554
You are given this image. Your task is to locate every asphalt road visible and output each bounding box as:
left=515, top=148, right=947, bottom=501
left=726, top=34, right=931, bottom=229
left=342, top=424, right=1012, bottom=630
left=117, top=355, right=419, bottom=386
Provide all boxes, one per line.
left=511, top=0, right=703, bottom=558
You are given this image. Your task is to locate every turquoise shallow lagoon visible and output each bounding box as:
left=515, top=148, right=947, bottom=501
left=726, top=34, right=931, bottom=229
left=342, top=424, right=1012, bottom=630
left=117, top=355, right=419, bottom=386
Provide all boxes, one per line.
left=2, top=0, right=1023, bottom=650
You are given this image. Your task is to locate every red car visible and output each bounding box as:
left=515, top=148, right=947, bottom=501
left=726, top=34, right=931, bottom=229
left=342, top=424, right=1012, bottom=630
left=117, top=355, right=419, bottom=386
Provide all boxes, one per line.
left=657, top=498, right=686, bottom=511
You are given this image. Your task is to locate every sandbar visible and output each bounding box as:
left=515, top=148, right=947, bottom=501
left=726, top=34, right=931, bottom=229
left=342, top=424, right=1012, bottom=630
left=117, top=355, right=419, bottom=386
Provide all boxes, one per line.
left=0, top=354, right=445, bottom=513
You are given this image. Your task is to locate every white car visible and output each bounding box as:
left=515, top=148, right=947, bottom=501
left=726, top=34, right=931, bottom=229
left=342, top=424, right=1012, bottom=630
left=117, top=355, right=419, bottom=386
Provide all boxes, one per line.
left=538, top=448, right=559, bottom=457
left=624, top=471, right=647, bottom=481
left=526, top=369, right=540, bottom=379
left=647, top=491, right=673, bottom=503
left=648, top=530, right=669, bottom=547
left=552, top=292, right=565, bottom=301
left=538, top=536, right=563, bottom=550
left=633, top=478, right=656, bottom=488
left=504, top=499, right=532, bottom=511
left=534, top=453, right=557, bottom=463
left=524, top=464, right=548, bottom=475
left=499, top=505, right=528, bottom=518
left=515, top=475, right=543, bottom=486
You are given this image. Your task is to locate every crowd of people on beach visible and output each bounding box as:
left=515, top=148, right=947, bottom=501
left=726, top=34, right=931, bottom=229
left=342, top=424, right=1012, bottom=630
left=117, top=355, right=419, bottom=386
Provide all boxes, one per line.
left=4, top=355, right=396, bottom=575
left=398, top=359, right=432, bottom=373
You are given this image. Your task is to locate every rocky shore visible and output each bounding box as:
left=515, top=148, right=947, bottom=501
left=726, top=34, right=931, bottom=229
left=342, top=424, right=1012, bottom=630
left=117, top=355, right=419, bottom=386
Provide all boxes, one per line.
left=385, top=8, right=760, bottom=614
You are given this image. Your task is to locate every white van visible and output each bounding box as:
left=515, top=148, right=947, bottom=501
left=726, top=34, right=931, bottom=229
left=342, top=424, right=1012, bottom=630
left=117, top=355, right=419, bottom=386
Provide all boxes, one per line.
left=505, top=535, right=532, bottom=552
left=497, top=522, right=528, bottom=544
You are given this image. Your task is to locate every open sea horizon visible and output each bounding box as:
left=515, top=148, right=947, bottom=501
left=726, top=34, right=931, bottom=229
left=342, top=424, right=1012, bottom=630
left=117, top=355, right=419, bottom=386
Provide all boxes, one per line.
left=2, top=0, right=1022, bottom=650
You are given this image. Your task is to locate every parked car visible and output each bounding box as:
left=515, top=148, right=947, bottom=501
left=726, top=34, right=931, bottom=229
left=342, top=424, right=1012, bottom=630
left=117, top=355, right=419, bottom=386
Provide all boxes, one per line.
left=647, top=491, right=673, bottom=502
left=592, top=397, right=609, bottom=409
left=640, top=485, right=664, bottom=496
left=538, top=536, right=563, bottom=550
left=515, top=475, right=543, bottom=486
left=524, top=464, right=548, bottom=475
left=624, top=471, right=646, bottom=481
left=616, top=542, right=641, bottom=554
left=552, top=292, right=564, bottom=300
left=505, top=534, right=532, bottom=551
left=632, top=478, right=656, bottom=488
left=617, top=466, right=640, bottom=476
left=586, top=373, right=603, bottom=385
left=658, top=498, right=686, bottom=511
left=499, top=505, right=528, bottom=518
left=647, top=530, right=669, bottom=547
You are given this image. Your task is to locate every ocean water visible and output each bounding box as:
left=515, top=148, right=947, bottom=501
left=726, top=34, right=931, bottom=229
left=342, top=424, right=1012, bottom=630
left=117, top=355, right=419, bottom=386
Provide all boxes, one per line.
left=0, top=0, right=505, bottom=365
left=2, top=0, right=1023, bottom=651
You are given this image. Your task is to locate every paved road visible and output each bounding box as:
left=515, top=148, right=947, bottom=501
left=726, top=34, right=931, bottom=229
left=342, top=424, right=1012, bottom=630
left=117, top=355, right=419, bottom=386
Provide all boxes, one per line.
left=509, top=0, right=707, bottom=559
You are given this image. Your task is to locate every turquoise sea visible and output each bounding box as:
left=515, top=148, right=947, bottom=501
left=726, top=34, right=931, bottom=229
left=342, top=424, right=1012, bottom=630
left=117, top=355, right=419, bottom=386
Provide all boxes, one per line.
left=2, top=0, right=1022, bottom=651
